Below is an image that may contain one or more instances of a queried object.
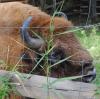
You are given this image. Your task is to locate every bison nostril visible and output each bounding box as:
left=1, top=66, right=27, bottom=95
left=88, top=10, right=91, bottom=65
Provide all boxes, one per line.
left=84, top=63, right=92, bottom=67
left=83, top=62, right=92, bottom=68
left=82, top=68, right=96, bottom=83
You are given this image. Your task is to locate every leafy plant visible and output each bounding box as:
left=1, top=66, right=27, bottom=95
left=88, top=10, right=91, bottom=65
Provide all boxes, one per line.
left=75, top=27, right=100, bottom=98
left=0, top=76, right=11, bottom=99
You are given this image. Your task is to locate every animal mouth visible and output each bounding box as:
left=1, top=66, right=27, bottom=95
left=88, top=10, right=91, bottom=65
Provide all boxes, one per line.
left=48, top=57, right=96, bottom=82
left=82, top=68, right=96, bottom=83
left=74, top=66, right=96, bottom=83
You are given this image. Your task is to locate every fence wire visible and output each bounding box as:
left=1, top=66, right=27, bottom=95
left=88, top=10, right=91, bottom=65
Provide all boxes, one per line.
left=0, top=22, right=99, bottom=99
left=0, top=0, right=99, bottom=99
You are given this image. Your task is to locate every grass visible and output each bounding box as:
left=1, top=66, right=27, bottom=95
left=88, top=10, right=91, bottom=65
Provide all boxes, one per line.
left=0, top=76, right=12, bottom=99
left=0, top=20, right=100, bottom=98
left=0, top=27, right=100, bottom=99
left=0, top=4, right=100, bottom=98
left=35, top=25, right=100, bottom=99
left=75, top=27, right=100, bottom=98
left=0, top=25, right=100, bottom=98
left=75, top=27, right=100, bottom=61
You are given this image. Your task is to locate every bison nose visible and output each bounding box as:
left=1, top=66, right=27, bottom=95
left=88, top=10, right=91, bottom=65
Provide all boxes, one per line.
left=82, top=66, right=96, bottom=83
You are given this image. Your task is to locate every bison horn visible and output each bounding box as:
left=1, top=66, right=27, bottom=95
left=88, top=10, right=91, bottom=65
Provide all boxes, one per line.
left=55, top=12, right=68, bottom=19
left=20, top=16, right=45, bottom=49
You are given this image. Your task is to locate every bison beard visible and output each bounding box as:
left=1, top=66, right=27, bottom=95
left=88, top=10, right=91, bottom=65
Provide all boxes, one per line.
left=0, top=2, right=96, bottom=84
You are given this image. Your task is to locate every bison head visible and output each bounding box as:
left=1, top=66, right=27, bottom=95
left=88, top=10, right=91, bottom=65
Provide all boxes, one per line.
left=20, top=16, right=96, bottom=83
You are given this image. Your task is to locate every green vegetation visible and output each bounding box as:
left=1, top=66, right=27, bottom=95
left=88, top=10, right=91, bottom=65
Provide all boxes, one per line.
left=76, top=27, right=100, bottom=61
left=0, top=3, right=100, bottom=97
left=75, top=27, right=100, bottom=98
left=0, top=76, right=11, bottom=99
left=0, top=21, right=100, bottom=98
left=75, top=27, right=100, bottom=80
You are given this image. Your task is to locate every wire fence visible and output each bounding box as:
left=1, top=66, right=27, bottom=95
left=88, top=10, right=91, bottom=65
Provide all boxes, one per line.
left=0, top=26, right=99, bottom=99
left=0, top=0, right=99, bottom=99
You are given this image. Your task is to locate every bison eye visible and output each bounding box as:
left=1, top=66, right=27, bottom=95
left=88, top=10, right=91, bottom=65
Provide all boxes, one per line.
left=48, top=50, right=64, bottom=65
left=50, top=52, right=57, bottom=59
left=50, top=51, right=61, bottom=60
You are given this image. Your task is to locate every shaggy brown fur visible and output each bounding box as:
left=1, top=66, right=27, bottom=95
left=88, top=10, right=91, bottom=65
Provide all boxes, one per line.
left=0, top=2, right=92, bottom=67
left=0, top=2, right=93, bottom=75
left=0, top=2, right=72, bottom=69
left=0, top=2, right=94, bottom=98
left=0, top=2, right=95, bottom=99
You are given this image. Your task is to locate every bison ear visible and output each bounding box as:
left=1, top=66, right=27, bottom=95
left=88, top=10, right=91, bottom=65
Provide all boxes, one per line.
left=54, top=12, right=68, bottom=19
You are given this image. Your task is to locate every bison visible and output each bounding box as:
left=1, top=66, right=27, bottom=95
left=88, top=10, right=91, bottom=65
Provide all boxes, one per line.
left=0, top=2, right=96, bottom=84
